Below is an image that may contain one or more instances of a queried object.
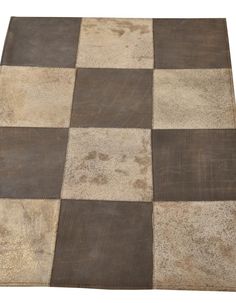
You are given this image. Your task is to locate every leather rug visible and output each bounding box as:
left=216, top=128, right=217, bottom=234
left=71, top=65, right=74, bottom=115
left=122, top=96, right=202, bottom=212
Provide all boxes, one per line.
left=0, top=17, right=236, bottom=290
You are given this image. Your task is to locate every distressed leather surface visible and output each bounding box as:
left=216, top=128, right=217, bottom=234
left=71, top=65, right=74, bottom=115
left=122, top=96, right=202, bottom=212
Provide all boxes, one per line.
left=0, top=17, right=236, bottom=291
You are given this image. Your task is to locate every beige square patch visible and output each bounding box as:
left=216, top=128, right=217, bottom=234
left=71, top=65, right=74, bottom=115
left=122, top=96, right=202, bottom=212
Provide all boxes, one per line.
left=0, top=199, right=60, bottom=285
left=0, top=66, right=75, bottom=127
left=153, top=201, right=236, bottom=291
left=76, top=18, right=153, bottom=69
left=153, top=69, right=236, bottom=129
left=62, top=128, right=153, bottom=201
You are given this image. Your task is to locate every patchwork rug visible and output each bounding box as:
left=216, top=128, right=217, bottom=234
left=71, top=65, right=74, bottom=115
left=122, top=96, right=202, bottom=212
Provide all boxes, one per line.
left=0, top=17, right=236, bottom=290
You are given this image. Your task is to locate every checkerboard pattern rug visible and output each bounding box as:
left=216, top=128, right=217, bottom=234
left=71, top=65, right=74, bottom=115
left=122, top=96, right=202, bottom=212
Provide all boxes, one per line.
left=0, top=17, right=236, bottom=290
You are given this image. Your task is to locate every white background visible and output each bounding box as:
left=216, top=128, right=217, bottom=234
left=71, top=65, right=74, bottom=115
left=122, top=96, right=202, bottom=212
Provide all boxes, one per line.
left=0, top=0, right=236, bottom=302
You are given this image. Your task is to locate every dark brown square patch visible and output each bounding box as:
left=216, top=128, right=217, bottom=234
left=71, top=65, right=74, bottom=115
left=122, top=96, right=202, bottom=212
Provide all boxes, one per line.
left=153, top=19, right=231, bottom=69
left=0, top=128, right=68, bottom=198
left=51, top=200, right=153, bottom=288
left=70, top=68, right=153, bottom=128
left=152, top=129, right=236, bottom=201
left=1, top=17, right=81, bottom=68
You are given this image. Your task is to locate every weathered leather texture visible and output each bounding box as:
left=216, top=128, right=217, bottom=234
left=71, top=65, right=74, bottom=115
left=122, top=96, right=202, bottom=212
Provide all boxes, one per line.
left=0, top=17, right=236, bottom=291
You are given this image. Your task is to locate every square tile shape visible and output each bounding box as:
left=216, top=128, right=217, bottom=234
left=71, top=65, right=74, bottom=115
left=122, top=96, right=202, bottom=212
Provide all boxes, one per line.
left=153, top=19, right=231, bottom=69
left=71, top=68, right=153, bottom=128
left=1, top=17, right=81, bottom=68
left=76, top=18, right=153, bottom=68
left=0, top=66, right=76, bottom=127
left=152, top=129, right=236, bottom=201
left=0, top=199, right=60, bottom=286
left=0, top=128, right=68, bottom=198
left=62, top=128, right=153, bottom=201
left=51, top=200, right=153, bottom=288
left=153, top=69, right=236, bottom=129
left=153, top=201, right=236, bottom=291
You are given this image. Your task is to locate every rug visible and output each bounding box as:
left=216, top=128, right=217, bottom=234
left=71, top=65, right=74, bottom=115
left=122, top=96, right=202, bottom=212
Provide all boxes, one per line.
left=0, top=17, right=236, bottom=290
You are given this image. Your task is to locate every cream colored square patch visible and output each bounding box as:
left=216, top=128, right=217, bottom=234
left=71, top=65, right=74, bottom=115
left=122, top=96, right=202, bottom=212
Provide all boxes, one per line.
left=0, top=66, right=75, bottom=127
left=76, top=18, right=153, bottom=69
left=153, top=69, right=236, bottom=129
left=0, top=199, right=60, bottom=286
left=153, top=201, right=236, bottom=291
left=62, top=128, right=153, bottom=201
